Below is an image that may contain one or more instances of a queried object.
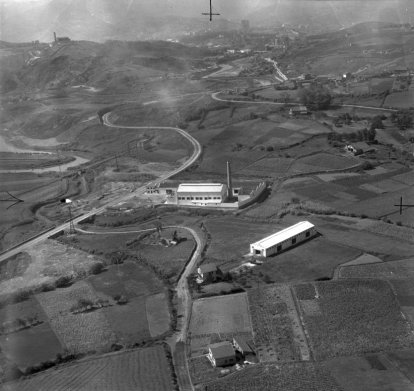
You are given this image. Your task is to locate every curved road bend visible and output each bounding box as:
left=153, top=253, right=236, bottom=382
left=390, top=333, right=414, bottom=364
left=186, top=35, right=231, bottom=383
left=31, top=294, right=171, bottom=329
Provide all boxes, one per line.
left=0, top=113, right=201, bottom=263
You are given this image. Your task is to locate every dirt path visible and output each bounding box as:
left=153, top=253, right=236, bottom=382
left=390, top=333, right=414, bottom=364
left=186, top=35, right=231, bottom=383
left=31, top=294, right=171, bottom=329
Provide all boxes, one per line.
left=75, top=223, right=201, bottom=390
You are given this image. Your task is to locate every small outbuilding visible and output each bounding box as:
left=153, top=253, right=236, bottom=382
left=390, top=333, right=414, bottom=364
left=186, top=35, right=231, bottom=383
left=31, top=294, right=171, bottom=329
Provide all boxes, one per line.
left=289, top=106, right=308, bottom=116
left=233, top=336, right=254, bottom=357
left=250, top=221, right=317, bottom=257
left=208, top=341, right=236, bottom=367
left=197, top=263, right=222, bottom=283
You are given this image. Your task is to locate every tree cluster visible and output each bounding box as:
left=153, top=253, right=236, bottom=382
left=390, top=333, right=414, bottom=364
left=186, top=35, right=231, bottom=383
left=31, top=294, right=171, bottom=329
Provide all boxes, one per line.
left=390, top=110, right=413, bottom=130
left=298, top=85, right=332, bottom=110
left=328, top=127, right=376, bottom=143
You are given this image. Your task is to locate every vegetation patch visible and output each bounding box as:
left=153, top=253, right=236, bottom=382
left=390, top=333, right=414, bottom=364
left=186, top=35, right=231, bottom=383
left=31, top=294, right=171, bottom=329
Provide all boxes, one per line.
left=294, top=280, right=414, bottom=360
left=0, top=322, right=64, bottom=372
left=145, top=292, right=170, bottom=337
left=36, top=281, right=116, bottom=354
left=247, top=284, right=308, bottom=362
left=4, top=346, right=177, bottom=391
left=204, top=362, right=341, bottom=391
left=103, top=296, right=151, bottom=346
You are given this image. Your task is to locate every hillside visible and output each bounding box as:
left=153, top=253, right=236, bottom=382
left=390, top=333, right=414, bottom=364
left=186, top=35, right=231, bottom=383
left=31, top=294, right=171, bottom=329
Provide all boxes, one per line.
left=281, top=22, right=414, bottom=75
left=0, top=40, right=211, bottom=92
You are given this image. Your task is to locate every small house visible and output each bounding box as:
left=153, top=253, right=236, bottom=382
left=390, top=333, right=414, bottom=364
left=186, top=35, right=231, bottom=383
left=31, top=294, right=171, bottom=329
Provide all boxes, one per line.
left=197, top=263, right=222, bottom=283
left=289, top=106, right=308, bottom=116
left=233, top=336, right=254, bottom=357
left=208, top=341, right=236, bottom=367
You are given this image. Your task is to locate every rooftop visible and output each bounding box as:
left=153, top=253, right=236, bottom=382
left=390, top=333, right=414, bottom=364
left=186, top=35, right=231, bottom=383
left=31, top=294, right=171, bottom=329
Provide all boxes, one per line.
left=209, top=341, right=235, bottom=359
left=199, top=263, right=219, bottom=274
left=177, top=183, right=225, bottom=193
left=233, top=336, right=254, bottom=354
left=251, top=221, right=315, bottom=250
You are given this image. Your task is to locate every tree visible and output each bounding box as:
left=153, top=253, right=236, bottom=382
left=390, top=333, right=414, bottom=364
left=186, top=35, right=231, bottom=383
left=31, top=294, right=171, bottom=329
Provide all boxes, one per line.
left=370, top=115, right=384, bottom=131
left=298, top=85, right=332, bottom=110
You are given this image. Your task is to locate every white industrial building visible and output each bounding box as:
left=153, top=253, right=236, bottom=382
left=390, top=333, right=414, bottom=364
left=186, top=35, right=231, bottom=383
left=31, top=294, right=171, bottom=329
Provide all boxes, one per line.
left=176, top=183, right=228, bottom=205
left=250, top=221, right=316, bottom=257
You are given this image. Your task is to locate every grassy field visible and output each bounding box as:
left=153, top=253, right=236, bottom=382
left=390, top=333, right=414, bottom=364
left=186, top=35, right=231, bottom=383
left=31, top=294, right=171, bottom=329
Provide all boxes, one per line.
left=0, top=240, right=103, bottom=301
left=36, top=281, right=116, bottom=354
left=189, top=293, right=252, bottom=355
left=204, top=362, right=341, bottom=391
left=2, top=346, right=176, bottom=391
left=324, top=354, right=414, bottom=391
left=102, top=297, right=151, bottom=345
left=339, top=258, right=414, bottom=279
left=0, top=322, right=64, bottom=372
left=87, top=260, right=164, bottom=299
left=204, top=218, right=283, bottom=260
left=145, top=292, right=170, bottom=337
left=252, top=235, right=361, bottom=283
left=294, top=280, right=414, bottom=360
left=248, top=284, right=310, bottom=362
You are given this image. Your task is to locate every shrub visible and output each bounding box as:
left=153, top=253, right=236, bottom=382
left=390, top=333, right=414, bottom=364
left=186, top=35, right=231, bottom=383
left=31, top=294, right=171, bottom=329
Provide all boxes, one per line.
left=55, top=275, right=73, bottom=288
left=90, top=262, right=105, bottom=275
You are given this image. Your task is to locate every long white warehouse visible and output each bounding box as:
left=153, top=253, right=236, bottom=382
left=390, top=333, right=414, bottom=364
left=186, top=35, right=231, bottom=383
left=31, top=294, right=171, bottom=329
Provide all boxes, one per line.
left=250, top=221, right=317, bottom=257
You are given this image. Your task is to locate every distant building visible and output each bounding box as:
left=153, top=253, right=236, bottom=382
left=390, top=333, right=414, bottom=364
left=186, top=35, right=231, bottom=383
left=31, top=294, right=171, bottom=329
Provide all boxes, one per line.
left=208, top=341, right=236, bottom=367
left=289, top=106, right=308, bottom=116
left=250, top=221, right=317, bottom=257
left=345, top=142, right=374, bottom=155
left=233, top=336, right=254, bottom=357
left=197, top=263, right=222, bottom=283
left=176, top=183, right=228, bottom=205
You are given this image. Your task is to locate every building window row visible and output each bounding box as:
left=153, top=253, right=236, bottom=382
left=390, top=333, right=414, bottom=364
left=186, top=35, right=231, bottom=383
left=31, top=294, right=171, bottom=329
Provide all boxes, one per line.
left=177, top=196, right=221, bottom=201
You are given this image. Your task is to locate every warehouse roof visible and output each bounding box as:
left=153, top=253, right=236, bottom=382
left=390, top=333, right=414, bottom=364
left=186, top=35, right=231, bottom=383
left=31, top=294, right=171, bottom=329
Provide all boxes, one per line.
left=177, top=183, right=224, bottom=193
left=209, top=341, right=235, bottom=360
left=251, top=221, right=315, bottom=250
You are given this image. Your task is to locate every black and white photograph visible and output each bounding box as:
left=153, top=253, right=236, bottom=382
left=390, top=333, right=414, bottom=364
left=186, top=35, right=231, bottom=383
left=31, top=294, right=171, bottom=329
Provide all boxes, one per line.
left=0, top=0, right=414, bottom=390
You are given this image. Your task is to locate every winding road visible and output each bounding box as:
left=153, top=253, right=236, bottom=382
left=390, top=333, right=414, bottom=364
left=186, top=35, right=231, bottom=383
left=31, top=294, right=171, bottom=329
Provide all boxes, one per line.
left=0, top=113, right=201, bottom=263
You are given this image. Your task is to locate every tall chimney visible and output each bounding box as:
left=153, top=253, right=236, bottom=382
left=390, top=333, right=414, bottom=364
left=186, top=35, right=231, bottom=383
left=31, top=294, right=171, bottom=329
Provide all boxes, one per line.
left=54, top=32, right=57, bottom=42
left=226, top=161, right=232, bottom=200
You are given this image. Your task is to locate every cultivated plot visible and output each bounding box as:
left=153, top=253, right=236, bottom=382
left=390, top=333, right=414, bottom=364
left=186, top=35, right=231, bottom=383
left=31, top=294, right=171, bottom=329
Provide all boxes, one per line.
left=36, top=281, right=116, bottom=354
left=189, top=293, right=252, bottom=354
left=293, top=280, right=414, bottom=360
left=248, top=284, right=310, bottom=362
left=2, top=346, right=175, bottom=391
left=204, top=362, right=342, bottom=391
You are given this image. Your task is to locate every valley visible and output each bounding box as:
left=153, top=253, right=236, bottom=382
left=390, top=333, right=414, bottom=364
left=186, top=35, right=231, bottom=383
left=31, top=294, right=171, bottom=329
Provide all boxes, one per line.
left=0, top=11, right=414, bottom=391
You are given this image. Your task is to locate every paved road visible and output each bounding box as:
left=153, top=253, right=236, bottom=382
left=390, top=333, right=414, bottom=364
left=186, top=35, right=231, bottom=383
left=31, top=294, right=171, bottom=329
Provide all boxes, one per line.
left=212, top=91, right=399, bottom=112
left=0, top=114, right=201, bottom=263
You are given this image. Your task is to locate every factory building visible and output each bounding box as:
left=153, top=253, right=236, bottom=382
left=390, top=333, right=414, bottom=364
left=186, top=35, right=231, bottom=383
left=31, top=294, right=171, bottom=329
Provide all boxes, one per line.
left=250, top=221, right=316, bottom=257
left=176, top=183, right=227, bottom=205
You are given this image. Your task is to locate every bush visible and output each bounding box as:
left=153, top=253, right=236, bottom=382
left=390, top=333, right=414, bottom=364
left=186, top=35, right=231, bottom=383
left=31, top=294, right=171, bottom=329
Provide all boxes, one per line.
left=90, top=262, right=105, bottom=275
left=55, top=275, right=73, bottom=288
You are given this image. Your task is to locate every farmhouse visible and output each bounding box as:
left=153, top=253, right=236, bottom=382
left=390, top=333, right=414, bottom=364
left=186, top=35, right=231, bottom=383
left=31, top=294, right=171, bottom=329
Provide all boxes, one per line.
left=208, top=341, right=236, bottom=367
left=176, top=183, right=228, bottom=205
left=250, top=221, right=317, bottom=257
left=289, top=106, right=308, bottom=116
left=197, top=263, right=222, bottom=283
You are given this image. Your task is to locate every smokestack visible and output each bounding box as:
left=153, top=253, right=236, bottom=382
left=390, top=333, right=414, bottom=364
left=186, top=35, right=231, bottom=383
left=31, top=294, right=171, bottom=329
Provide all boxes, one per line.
left=54, top=32, right=57, bottom=42
left=226, top=161, right=232, bottom=200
